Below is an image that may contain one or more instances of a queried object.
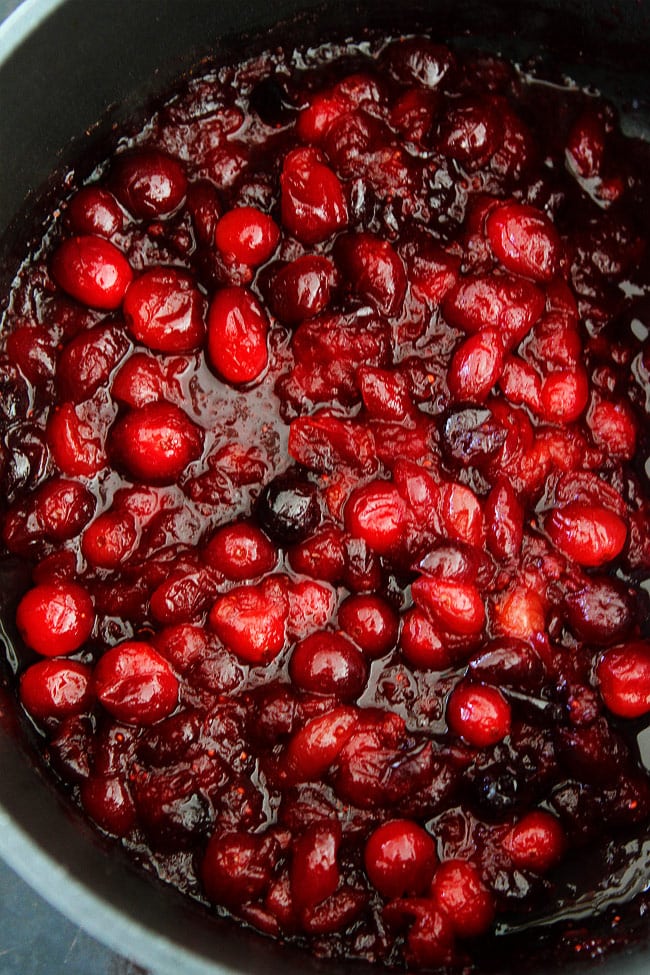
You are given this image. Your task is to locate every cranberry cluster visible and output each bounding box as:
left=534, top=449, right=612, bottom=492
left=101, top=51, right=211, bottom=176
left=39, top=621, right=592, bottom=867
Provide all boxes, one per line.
left=1, top=33, right=650, bottom=970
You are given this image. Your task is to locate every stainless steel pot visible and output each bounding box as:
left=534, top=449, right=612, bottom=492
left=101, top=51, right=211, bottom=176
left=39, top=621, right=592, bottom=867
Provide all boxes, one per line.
left=0, top=1, right=649, bottom=973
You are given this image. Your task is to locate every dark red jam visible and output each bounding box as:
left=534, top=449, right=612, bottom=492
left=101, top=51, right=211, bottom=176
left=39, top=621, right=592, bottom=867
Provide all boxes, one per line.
left=1, top=33, right=650, bottom=971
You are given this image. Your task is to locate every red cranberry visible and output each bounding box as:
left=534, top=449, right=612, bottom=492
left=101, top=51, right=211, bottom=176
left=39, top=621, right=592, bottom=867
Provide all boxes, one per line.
left=50, top=235, right=132, bottom=309
left=291, top=822, right=341, bottom=910
left=596, top=641, right=650, bottom=718
left=411, top=576, right=485, bottom=636
left=202, top=831, right=275, bottom=907
left=215, top=206, right=280, bottom=265
left=485, top=478, right=524, bottom=560
left=209, top=579, right=288, bottom=665
left=111, top=148, right=187, bottom=218
left=344, top=481, right=406, bottom=555
left=539, top=366, right=589, bottom=423
left=503, top=811, right=565, bottom=873
left=365, top=820, right=437, bottom=898
left=16, top=581, right=94, bottom=656
left=447, top=328, right=504, bottom=404
left=268, top=255, right=338, bottom=324
left=486, top=202, right=561, bottom=282
left=81, top=509, right=138, bottom=569
left=80, top=775, right=137, bottom=837
left=383, top=899, right=455, bottom=968
left=6, top=324, right=57, bottom=384
left=203, top=522, right=276, bottom=580
left=587, top=397, right=638, bottom=459
left=400, top=608, right=451, bottom=670
left=280, top=147, right=347, bottom=244
left=285, top=706, right=359, bottom=781
left=382, top=37, right=455, bottom=88
left=111, top=352, right=166, bottom=407
left=442, top=273, right=545, bottom=344
left=446, top=682, right=511, bottom=747
left=288, top=526, right=346, bottom=583
left=438, top=98, right=500, bottom=168
left=289, top=632, right=368, bottom=701
left=66, top=186, right=124, bottom=237
left=207, top=285, right=268, bottom=385
left=563, top=576, right=633, bottom=645
left=20, top=659, right=93, bottom=722
left=337, top=593, right=399, bottom=658
left=334, top=232, right=407, bottom=316
left=93, top=641, right=179, bottom=725
left=123, top=267, right=207, bottom=353
left=545, top=501, right=627, bottom=567
left=468, top=640, right=545, bottom=692
left=567, top=110, right=606, bottom=178
left=57, top=324, right=129, bottom=401
left=3, top=477, right=95, bottom=554
left=108, top=401, right=203, bottom=484
left=47, top=402, right=107, bottom=478
left=430, top=859, right=495, bottom=937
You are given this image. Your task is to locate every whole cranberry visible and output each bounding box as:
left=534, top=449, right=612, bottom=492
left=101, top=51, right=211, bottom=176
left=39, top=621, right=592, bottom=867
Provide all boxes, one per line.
left=503, top=810, right=566, bottom=873
left=447, top=328, right=504, bottom=404
left=335, top=232, right=407, bottom=316
left=597, top=641, right=650, bottom=718
left=268, top=255, right=338, bottom=324
left=6, top=324, right=57, bottom=385
left=50, top=235, right=132, bottom=309
left=337, top=593, right=399, bottom=658
left=285, top=706, right=359, bottom=781
left=20, top=659, right=93, bottom=722
left=563, top=576, right=633, bottom=645
left=256, top=472, right=322, bottom=547
left=47, top=402, right=107, bottom=478
left=399, top=608, right=451, bottom=670
left=442, top=273, right=545, bottom=344
left=202, top=831, right=275, bottom=908
left=108, top=401, right=203, bottom=484
left=66, top=186, right=124, bottom=237
left=111, top=352, right=166, bottom=408
left=382, top=37, right=455, bottom=88
left=291, top=822, right=341, bottom=910
left=289, top=631, right=368, bottom=700
left=111, top=148, right=187, bottom=218
left=123, top=267, right=207, bottom=353
left=80, top=775, right=137, bottom=837
left=280, top=147, right=348, bottom=244
left=56, top=324, right=129, bottom=401
left=383, top=899, right=455, bottom=969
left=203, top=522, right=276, bottom=580
left=16, top=581, right=94, bottom=656
left=365, top=820, right=437, bottom=898
left=215, top=206, right=280, bottom=265
left=207, top=286, right=269, bottom=385
left=438, top=98, right=500, bottom=169
left=344, top=481, right=406, bottom=555
left=446, top=682, right=511, bottom=747
left=209, top=580, right=288, bottom=665
left=81, top=509, right=138, bottom=569
left=486, top=202, right=561, bottom=282
left=93, top=641, right=179, bottom=725
left=411, top=576, right=485, bottom=636
left=430, top=859, right=495, bottom=937
left=545, top=501, right=627, bottom=567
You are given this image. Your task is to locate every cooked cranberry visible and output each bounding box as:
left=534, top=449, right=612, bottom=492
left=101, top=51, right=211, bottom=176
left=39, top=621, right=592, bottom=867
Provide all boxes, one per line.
left=111, top=149, right=187, bottom=218
left=47, top=402, right=107, bottom=478
left=111, top=352, right=166, bottom=407
left=597, top=641, right=650, bottom=718
left=185, top=179, right=223, bottom=246
left=503, top=810, right=566, bottom=873
left=20, top=659, right=93, bottom=722
left=486, top=202, right=561, bottom=282
left=215, top=206, right=280, bottom=265
left=438, top=98, right=500, bottom=168
left=411, top=576, right=485, bottom=636
left=123, top=267, right=207, bottom=353
left=468, top=640, right=545, bottom=692
left=16, top=581, right=94, bottom=656
left=6, top=324, right=57, bottom=384
left=3, top=477, right=95, bottom=553
left=539, top=366, right=589, bottom=423
left=545, top=501, right=627, bottom=567
left=364, top=820, right=437, bottom=898
left=267, top=255, right=338, bottom=324
left=108, top=402, right=203, bottom=484
left=567, top=110, right=606, bottom=178
left=446, top=682, right=511, bottom=747
left=209, top=579, right=288, bottom=665
left=335, top=232, right=407, bottom=316
left=50, top=235, right=132, bottom=309
left=81, top=509, right=138, bottom=569
left=291, top=822, right=341, bottom=910
left=337, top=593, right=399, bottom=658
left=280, top=147, right=347, bottom=244
left=256, top=472, right=321, bottom=546
left=382, top=37, right=455, bottom=88
left=80, top=775, right=137, bottom=836
left=430, top=859, right=495, bottom=937
left=399, top=608, right=451, bottom=670
left=485, top=478, right=524, bottom=560
left=203, top=522, right=276, bottom=579
left=447, top=328, right=504, bottom=403
left=563, top=576, right=634, bottom=644
left=344, top=481, right=406, bottom=555
left=66, top=186, right=124, bottom=237
left=288, top=526, right=346, bottom=582
left=289, top=632, right=368, bottom=700
left=383, top=899, right=455, bottom=968
left=207, top=285, right=268, bottom=385
left=57, top=324, right=129, bottom=401
left=93, top=641, right=179, bottom=725
left=202, top=831, right=275, bottom=907
left=285, top=706, right=359, bottom=781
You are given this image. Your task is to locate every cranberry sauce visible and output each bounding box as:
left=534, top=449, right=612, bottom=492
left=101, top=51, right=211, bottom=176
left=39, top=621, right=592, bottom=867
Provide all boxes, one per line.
left=1, top=33, right=650, bottom=971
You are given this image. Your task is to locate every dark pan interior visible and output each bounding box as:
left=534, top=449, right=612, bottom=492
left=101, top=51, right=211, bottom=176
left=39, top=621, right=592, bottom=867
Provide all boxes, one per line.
left=0, top=1, right=649, bottom=973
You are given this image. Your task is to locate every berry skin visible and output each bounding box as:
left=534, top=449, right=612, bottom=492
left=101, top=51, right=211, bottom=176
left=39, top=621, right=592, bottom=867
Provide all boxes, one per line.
left=430, top=859, right=495, bottom=937
left=597, top=641, right=650, bottom=718
left=334, top=233, right=407, bottom=316
left=280, top=147, right=348, bottom=244
left=545, top=501, right=627, bottom=567
left=93, top=641, right=179, bottom=725
left=207, top=286, right=269, bottom=385
left=344, top=481, right=406, bottom=555
left=268, top=255, right=338, bottom=324
left=80, top=775, right=137, bottom=837
left=291, top=822, right=341, bottom=910
left=215, top=206, right=280, bottom=265
left=81, top=509, right=138, bottom=569
left=50, top=235, right=132, bottom=309
left=289, top=631, right=369, bottom=700
left=123, top=267, right=207, bottom=353
left=365, top=820, right=438, bottom=898
left=66, top=186, right=123, bottom=238
left=20, top=659, right=93, bottom=722
left=202, top=831, right=274, bottom=908
left=16, top=581, right=94, bottom=657
left=486, top=202, right=561, bottom=282
left=446, top=682, right=511, bottom=747
left=111, top=148, right=187, bottom=218
left=503, top=811, right=566, bottom=873
left=285, top=706, right=359, bottom=781
left=399, top=608, right=451, bottom=670
left=447, top=328, right=504, bottom=404
left=337, top=593, right=399, bottom=658
left=208, top=580, right=288, bottom=665
left=442, top=273, right=545, bottom=344
left=47, top=402, right=107, bottom=478
left=203, top=522, right=276, bottom=580
left=108, top=402, right=203, bottom=484
left=411, top=576, right=485, bottom=636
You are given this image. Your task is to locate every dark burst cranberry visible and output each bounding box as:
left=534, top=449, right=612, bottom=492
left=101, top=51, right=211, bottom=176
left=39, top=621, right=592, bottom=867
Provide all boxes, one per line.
left=256, top=472, right=321, bottom=546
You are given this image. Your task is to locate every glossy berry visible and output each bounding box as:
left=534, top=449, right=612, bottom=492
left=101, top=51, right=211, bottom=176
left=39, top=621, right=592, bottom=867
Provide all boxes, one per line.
left=289, top=631, right=368, bottom=700
left=399, top=609, right=451, bottom=670
left=215, top=206, right=280, bottom=265
left=268, top=255, right=338, bottom=324
left=503, top=811, right=566, bottom=873
left=365, top=820, right=437, bottom=898
left=256, top=473, right=321, bottom=546
left=16, top=581, right=94, bottom=657
left=56, top=324, right=129, bottom=402
left=111, top=149, right=187, bottom=218
left=285, top=706, right=359, bottom=781
left=597, top=641, right=650, bottom=718
left=80, top=775, right=137, bottom=837
left=335, top=233, right=407, bottom=316
left=50, top=235, right=132, bottom=309
left=280, top=147, right=347, bottom=244
left=202, top=831, right=274, bottom=908
left=207, top=286, right=269, bottom=384
left=108, top=402, right=203, bottom=484
left=209, top=580, right=288, bottom=665
left=203, top=522, right=276, bottom=579
left=123, top=267, right=207, bottom=353
left=81, top=509, right=138, bottom=569
left=486, top=202, right=561, bottom=282
left=111, top=352, right=166, bottom=408
left=337, top=593, right=399, bottom=658
left=47, top=402, right=106, bottom=478
left=344, top=481, right=406, bottom=555
left=545, top=501, right=627, bottom=567
left=20, top=659, right=93, bottom=721
left=447, top=328, right=504, bottom=403
left=430, top=859, right=495, bottom=937
left=442, top=273, right=545, bottom=344
left=411, top=576, right=485, bottom=636
left=291, top=822, right=341, bottom=910
left=66, top=186, right=123, bottom=238
left=446, top=682, right=511, bottom=747
left=93, top=641, right=179, bottom=725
